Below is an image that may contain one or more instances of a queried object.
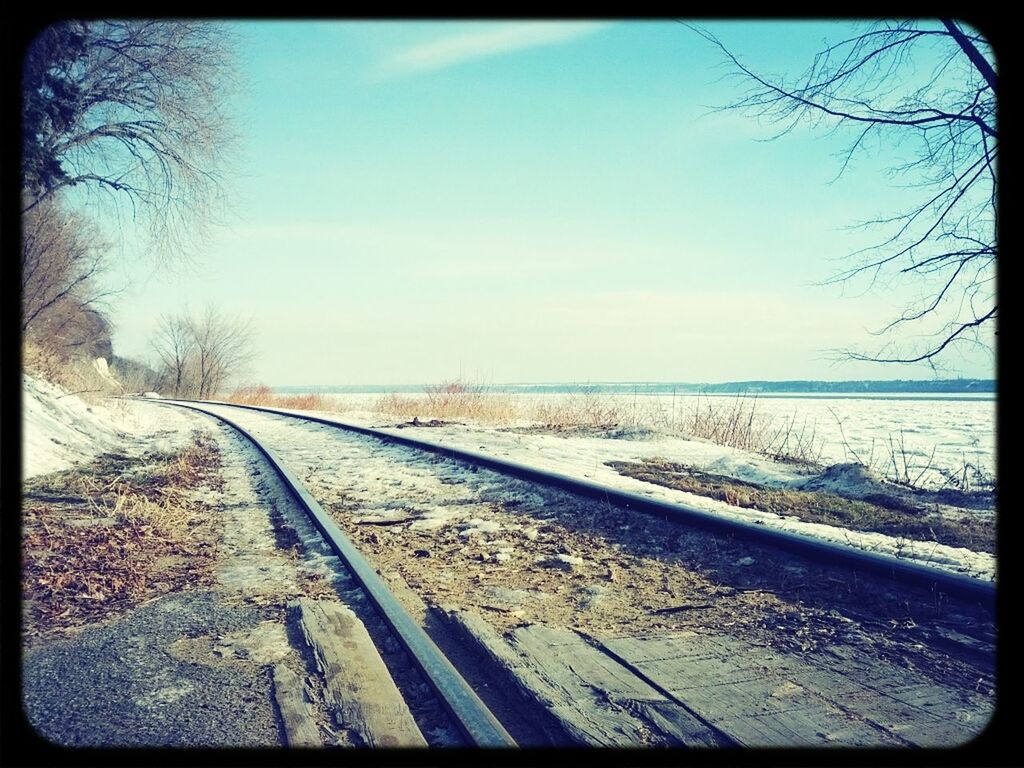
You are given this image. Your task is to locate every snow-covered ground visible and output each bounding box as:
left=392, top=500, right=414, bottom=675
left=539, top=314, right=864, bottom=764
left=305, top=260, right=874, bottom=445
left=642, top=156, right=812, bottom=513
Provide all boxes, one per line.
left=314, top=392, right=997, bottom=491
left=209, top=402, right=995, bottom=581
left=22, top=373, right=200, bottom=480
left=717, top=393, right=996, bottom=488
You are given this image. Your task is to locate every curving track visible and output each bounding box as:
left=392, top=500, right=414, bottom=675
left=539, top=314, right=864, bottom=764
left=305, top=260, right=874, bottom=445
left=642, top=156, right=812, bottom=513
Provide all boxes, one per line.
left=136, top=397, right=996, bottom=748
left=163, top=398, right=995, bottom=606
left=152, top=399, right=516, bottom=747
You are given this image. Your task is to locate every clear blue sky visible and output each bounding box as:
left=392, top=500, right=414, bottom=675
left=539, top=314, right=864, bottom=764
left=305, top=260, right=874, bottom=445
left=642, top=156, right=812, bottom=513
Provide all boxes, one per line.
left=104, top=20, right=996, bottom=386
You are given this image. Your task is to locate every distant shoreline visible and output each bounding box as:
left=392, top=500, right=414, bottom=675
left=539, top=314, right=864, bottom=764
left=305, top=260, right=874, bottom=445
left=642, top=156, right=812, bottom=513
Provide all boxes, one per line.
left=271, top=380, right=996, bottom=398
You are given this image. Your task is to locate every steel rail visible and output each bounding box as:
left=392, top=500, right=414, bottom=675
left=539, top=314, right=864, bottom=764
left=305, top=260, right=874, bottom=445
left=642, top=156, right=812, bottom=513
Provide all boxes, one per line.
left=181, top=398, right=996, bottom=607
left=153, top=399, right=517, bottom=748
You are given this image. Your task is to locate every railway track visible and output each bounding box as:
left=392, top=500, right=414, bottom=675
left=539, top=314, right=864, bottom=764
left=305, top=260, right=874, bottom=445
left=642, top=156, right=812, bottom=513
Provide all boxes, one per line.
left=168, top=398, right=995, bottom=604
left=152, top=399, right=515, bottom=747
left=141, top=397, right=996, bottom=748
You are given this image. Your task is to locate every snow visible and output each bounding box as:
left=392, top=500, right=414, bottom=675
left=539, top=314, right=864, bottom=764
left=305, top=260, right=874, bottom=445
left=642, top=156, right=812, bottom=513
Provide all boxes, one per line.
left=459, top=519, right=504, bottom=537
left=329, top=410, right=816, bottom=489
left=91, top=357, right=121, bottom=390
left=21, top=374, right=202, bottom=480
left=351, top=418, right=994, bottom=580
left=315, top=391, right=996, bottom=490
left=196, top=402, right=995, bottom=581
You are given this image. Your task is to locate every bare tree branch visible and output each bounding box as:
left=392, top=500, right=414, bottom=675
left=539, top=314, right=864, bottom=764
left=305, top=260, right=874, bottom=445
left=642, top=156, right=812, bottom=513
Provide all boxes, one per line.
left=942, top=19, right=997, bottom=94
left=22, top=20, right=239, bottom=263
left=688, top=20, right=996, bottom=366
left=21, top=196, right=117, bottom=348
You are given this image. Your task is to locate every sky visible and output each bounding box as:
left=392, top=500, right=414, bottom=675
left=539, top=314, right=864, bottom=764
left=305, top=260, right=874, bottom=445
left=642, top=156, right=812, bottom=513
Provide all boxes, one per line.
left=99, top=20, right=997, bottom=386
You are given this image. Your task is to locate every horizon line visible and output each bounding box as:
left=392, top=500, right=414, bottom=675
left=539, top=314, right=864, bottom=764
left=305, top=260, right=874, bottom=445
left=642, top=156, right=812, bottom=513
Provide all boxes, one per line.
left=265, top=376, right=996, bottom=388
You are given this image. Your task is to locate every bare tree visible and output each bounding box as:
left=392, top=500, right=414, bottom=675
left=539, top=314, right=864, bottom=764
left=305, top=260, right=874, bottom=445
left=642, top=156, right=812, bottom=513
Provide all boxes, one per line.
left=689, top=20, right=996, bottom=366
left=151, top=313, right=196, bottom=398
left=151, top=308, right=254, bottom=398
left=188, top=307, right=255, bottom=398
left=22, top=20, right=238, bottom=261
left=21, top=195, right=116, bottom=349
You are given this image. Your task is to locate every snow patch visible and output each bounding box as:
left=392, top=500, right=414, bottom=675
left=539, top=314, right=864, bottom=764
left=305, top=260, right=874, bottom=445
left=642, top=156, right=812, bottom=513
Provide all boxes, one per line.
left=91, top=357, right=120, bottom=390
left=22, top=374, right=201, bottom=480
left=799, top=462, right=889, bottom=497
left=459, top=518, right=503, bottom=537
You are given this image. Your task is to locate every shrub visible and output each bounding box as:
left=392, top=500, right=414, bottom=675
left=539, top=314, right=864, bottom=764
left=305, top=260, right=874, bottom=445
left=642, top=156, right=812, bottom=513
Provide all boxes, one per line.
left=224, top=384, right=325, bottom=411
left=375, top=379, right=517, bottom=424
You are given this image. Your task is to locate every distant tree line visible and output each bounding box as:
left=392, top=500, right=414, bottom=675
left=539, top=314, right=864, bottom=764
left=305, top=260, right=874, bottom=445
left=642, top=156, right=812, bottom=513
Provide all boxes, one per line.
left=682, top=380, right=995, bottom=394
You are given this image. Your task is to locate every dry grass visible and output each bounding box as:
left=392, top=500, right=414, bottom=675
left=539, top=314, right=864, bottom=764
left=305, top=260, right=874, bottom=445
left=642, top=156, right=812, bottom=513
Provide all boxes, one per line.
left=236, top=379, right=976, bottom=493
left=376, top=380, right=519, bottom=425
left=609, top=459, right=995, bottom=554
left=21, top=430, right=223, bottom=637
left=223, top=380, right=821, bottom=469
left=683, top=392, right=824, bottom=465
left=827, top=408, right=995, bottom=492
left=527, top=386, right=626, bottom=428
left=225, top=383, right=327, bottom=411
left=515, top=388, right=823, bottom=464
left=374, top=382, right=826, bottom=465
left=376, top=381, right=638, bottom=430
left=23, top=341, right=122, bottom=403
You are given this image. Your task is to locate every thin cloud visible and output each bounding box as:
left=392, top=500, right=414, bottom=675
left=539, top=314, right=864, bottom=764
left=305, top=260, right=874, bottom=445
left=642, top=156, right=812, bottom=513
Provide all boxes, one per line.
left=375, top=21, right=610, bottom=78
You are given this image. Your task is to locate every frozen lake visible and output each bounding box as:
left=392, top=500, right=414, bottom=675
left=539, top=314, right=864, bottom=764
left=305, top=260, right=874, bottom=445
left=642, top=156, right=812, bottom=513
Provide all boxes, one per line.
left=669, top=392, right=996, bottom=488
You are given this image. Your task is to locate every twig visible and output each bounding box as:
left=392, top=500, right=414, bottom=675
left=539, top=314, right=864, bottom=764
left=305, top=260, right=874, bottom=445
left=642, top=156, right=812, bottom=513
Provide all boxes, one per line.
left=651, top=603, right=715, bottom=614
